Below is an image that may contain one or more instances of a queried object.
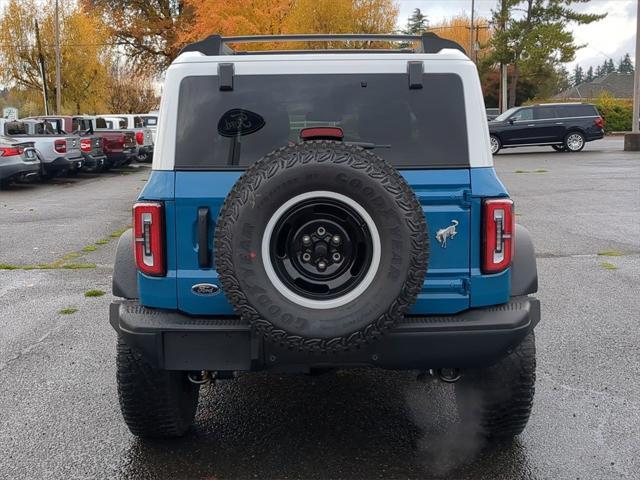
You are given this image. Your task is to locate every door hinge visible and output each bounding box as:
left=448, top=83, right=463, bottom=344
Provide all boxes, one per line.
left=462, top=188, right=473, bottom=207
left=459, top=278, right=470, bottom=295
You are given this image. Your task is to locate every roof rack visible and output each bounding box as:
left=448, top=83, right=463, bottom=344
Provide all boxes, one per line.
left=178, top=33, right=465, bottom=57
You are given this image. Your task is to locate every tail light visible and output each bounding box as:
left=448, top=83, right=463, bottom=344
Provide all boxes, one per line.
left=0, top=146, right=24, bottom=157
left=300, top=127, right=344, bottom=141
left=133, top=202, right=165, bottom=276
left=594, top=117, right=604, bottom=129
left=135, top=131, right=144, bottom=145
left=80, top=138, right=92, bottom=152
left=54, top=139, right=67, bottom=153
left=482, top=198, right=514, bottom=274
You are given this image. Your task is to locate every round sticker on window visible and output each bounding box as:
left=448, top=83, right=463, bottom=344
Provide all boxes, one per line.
left=217, top=109, right=265, bottom=137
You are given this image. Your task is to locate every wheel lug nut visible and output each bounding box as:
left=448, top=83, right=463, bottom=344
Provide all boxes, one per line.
left=302, top=235, right=312, bottom=246
left=332, top=252, right=341, bottom=262
left=317, top=261, right=327, bottom=271
left=317, top=227, right=326, bottom=236
left=302, top=252, right=311, bottom=262
left=331, top=235, right=341, bottom=246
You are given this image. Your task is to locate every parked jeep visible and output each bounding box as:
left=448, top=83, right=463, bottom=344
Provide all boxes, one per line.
left=110, top=34, right=540, bottom=440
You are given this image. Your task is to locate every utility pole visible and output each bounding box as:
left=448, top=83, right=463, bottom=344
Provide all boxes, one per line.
left=54, top=0, right=62, bottom=114
left=34, top=20, right=49, bottom=115
left=470, top=0, right=475, bottom=63
left=499, top=0, right=508, bottom=113
left=624, top=0, right=639, bottom=150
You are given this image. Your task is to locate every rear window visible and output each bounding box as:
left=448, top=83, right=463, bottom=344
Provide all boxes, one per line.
left=534, top=106, right=557, bottom=120
left=176, top=73, right=469, bottom=169
left=4, top=122, right=27, bottom=136
left=73, top=118, right=93, bottom=132
left=556, top=104, right=597, bottom=117
left=141, top=116, right=157, bottom=127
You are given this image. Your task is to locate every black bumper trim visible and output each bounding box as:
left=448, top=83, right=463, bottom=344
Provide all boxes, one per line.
left=110, top=297, right=540, bottom=371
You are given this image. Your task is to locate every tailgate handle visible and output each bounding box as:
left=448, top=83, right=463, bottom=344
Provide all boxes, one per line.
left=197, top=207, right=211, bottom=268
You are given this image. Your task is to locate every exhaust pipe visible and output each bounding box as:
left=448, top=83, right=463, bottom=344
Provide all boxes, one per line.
left=437, top=368, right=461, bottom=383
left=417, top=368, right=462, bottom=383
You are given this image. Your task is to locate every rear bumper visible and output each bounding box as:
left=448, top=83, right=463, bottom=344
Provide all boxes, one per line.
left=110, top=296, right=540, bottom=372
left=106, top=149, right=136, bottom=167
left=81, top=153, right=107, bottom=169
left=0, top=161, right=40, bottom=181
left=586, top=129, right=605, bottom=142
left=43, top=156, right=84, bottom=172
left=138, top=145, right=154, bottom=155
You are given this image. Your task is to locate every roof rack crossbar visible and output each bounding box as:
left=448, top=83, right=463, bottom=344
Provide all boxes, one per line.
left=178, top=32, right=465, bottom=57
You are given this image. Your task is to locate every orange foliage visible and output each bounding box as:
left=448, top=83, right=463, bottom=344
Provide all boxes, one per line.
left=181, top=0, right=398, bottom=50
left=429, top=15, right=492, bottom=59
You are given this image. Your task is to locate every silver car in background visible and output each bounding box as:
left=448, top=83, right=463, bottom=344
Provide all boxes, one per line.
left=0, top=136, right=40, bottom=189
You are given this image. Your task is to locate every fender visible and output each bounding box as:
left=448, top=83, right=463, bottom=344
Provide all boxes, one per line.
left=511, top=224, right=538, bottom=296
left=112, top=229, right=138, bottom=299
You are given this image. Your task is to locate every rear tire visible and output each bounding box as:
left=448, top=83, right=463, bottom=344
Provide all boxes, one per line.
left=455, top=332, right=536, bottom=439
left=490, top=135, right=501, bottom=155
left=563, top=131, right=585, bottom=152
left=116, top=335, right=200, bottom=438
left=551, top=145, right=566, bottom=152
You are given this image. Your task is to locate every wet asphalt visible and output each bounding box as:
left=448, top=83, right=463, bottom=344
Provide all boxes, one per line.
left=0, top=138, right=638, bottom=479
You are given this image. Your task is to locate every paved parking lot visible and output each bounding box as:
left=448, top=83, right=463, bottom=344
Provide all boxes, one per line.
left=0, top=137, right=638, bottom=479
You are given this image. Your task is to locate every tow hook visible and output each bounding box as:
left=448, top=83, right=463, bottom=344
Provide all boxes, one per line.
left=188, top=370, right=216, bottom=385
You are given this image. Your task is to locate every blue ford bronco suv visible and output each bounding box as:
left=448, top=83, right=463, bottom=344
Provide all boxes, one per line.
left=110, top=34, right=540, bottom=440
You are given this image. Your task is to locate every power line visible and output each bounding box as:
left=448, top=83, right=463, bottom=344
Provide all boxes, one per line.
left=0, top=42, right=131, bottom=48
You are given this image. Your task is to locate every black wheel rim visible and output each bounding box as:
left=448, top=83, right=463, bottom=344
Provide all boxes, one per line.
left=269, top=198, right=374, bottom=301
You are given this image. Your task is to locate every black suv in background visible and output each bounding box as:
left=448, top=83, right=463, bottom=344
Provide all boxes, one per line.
left=488, top=103, right=604, bottom=154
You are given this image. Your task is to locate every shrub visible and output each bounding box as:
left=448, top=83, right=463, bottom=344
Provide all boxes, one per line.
left=594, top=93, right=633, bottom=132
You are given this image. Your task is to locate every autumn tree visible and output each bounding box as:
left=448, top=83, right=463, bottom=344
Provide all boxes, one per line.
left=0, top=0, right=111, bottom=114
left=182, top=0, right=398, bottom=51
left=429, top=15, right=492, bottom=60
left=105, top=62, right=159, bottom=114
left=82, top=0, right=192, bottom=73
left=489, top=0, right=606, bottom=107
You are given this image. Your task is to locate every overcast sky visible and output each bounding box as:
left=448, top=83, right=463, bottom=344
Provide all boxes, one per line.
left=397, top=0, right=637, bottom=70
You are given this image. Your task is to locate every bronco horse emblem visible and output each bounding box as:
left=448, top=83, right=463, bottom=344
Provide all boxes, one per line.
left=435, top=220, right=459, bottom=248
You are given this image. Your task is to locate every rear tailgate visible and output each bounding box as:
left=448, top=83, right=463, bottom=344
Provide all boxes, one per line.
left=64, top=136, right=82, bottom=159
left=123, top=131, right=136, bottom=149
left=173, top=169, right=471, bottom=316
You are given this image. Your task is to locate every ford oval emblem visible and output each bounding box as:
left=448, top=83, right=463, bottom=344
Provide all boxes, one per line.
left=217, top=109, right=265, bottom=137
left=191, top=283, right=220, bottom=296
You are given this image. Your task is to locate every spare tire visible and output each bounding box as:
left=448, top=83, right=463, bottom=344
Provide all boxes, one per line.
left=215, top=141, right=428, bottom=353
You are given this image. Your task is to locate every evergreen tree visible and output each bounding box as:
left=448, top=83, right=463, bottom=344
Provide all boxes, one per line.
left=404, top=8, right=428, bottom=34
left=572, top=64, right=584, bottom=85
left=556, top=65, right=571, bottom=92
left=605, top=59, right=616, bottom=74
left=618, top=53, right=634, bottom=73
left=595, top=64, right=603, bottom=77
left=585, top=66, right=594, bottom=82
left=488, top=0, right=605, bottom=107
